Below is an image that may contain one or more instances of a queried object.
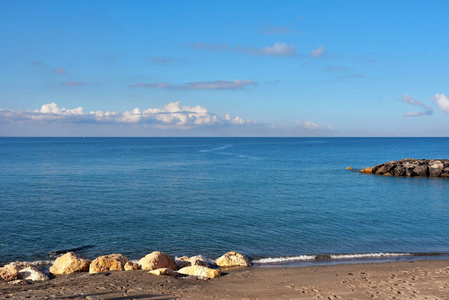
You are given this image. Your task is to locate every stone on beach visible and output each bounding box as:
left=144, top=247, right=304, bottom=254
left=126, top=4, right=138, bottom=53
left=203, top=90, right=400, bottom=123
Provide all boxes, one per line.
left=215, top=251, right=251, bottom=267
left=89, top=254, right=129, bottom=274
left=3, top=262, right=31, bottom=272
left=7, top=279, right=28, bottom=285
left=139, top=251, right=177, bottom=271
left=190, top=255, right=210, bottom=267
left=175, top=255, right=210, bottom=269
left=178, top=265, right=221, bottom=279
left=50, top=252, right=91, bottom=275
left=124, top=261, right=139, bottom=271
left=1, top=262, right=34, bottom=281
left=18, top=267, right=49, bottom=281
left=0, top=266, right=19, bottom=281
left=148, top=268, right=178, bottom=276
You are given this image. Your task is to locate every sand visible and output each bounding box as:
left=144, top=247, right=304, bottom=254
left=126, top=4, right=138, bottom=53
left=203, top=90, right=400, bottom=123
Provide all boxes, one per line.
left=1, top=260, right=448, bottom=299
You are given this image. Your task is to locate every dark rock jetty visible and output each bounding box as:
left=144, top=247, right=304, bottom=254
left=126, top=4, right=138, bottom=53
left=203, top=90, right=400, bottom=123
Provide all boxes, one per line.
left=360, top=159, right=449, bottom=177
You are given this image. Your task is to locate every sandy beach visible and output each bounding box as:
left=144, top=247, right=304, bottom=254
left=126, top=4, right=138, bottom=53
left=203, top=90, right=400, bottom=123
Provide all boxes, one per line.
left=1, top=260, right=448, bottom=299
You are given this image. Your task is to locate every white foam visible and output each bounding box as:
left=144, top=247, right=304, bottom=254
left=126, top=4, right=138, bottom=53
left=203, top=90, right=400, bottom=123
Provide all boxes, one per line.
left=330, top=253, right=412, bottom=259
left=253, top=255, right=316, bottom=264
left=252, top=253, right=413, bottom=264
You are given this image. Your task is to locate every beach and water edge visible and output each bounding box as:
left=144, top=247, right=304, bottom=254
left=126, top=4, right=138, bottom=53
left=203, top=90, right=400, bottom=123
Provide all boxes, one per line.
left=1, top=258, right=449, bottom=299
left=2, top=138, right=449, bottom=298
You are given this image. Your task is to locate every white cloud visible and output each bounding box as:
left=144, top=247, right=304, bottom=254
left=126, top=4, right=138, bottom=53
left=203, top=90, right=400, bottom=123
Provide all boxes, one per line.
left=433, top=93, right=449, bottom=114
left=225, top=113, right=245, bottom=125
left=402, top=94, right=433, bottom=116
left=296, top=120, right=320, bottom=130
left=295, top=120, right=333, bottom=131
left=311, top=45, right=325, bottom=58
left=0, top=102, right=256, bottom=129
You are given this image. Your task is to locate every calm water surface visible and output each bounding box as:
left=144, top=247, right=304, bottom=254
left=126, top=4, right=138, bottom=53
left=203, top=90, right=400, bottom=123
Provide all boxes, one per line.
left=1, top=138, right=448, bottom=265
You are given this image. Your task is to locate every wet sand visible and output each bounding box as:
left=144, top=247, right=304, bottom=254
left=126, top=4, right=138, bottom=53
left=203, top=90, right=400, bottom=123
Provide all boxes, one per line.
left=1, top=260, right=448, bottom=299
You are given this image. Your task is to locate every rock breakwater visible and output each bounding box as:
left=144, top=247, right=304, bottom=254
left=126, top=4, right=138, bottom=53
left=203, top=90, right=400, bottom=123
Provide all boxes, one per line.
left=360, top=159, right=449, bottom=177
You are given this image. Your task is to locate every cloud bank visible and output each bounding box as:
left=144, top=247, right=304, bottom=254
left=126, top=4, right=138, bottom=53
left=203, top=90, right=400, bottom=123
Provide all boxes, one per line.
left=190, top=42, right=297, bottom=57
left=131, top=79, right=257, bottom=90
left=0, top=102, right=256, bottom=129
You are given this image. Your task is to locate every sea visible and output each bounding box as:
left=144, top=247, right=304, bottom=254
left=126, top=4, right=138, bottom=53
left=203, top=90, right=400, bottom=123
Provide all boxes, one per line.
left=1, top=137, right=449, bottom=267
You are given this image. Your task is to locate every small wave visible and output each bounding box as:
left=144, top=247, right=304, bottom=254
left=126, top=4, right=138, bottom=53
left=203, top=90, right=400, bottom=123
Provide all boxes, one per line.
left=330, top=253, right=412, bottom=259
left=253, top=255, right=316, bottom=264
left=30, top=260, right=55, bottom=266
left=253, top=253, right=413, bottom=265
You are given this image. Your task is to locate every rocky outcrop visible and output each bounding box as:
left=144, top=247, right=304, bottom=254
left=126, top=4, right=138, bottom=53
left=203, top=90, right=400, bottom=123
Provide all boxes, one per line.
left=178, top=266, right=221, bottom=279
left=89, top=254, right=129, bottom=274
left=50, top=252, right=91, bottom=275
left=139, top=251, right=177, bottom=271
left=361, top=159, right=449, bottom=177
left=215, top=251, right=251, bottom=267
left=359, top=167, right=373, bottom=174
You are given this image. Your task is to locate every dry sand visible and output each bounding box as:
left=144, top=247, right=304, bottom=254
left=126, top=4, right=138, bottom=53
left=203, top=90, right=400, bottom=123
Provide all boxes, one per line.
left=1, top=260, right=448, bottom=299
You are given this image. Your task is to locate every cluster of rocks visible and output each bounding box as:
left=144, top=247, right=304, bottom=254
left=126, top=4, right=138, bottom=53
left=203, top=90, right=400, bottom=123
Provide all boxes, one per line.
left=359, top=159, right=449, bottom=177
left=0, top=251, right=251, bottom=283
left=0, top=262, right=49, bottom=285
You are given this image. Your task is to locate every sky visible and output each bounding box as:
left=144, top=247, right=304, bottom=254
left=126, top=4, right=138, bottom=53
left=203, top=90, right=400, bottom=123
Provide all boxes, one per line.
left=0, top=0, right=448, bottom=137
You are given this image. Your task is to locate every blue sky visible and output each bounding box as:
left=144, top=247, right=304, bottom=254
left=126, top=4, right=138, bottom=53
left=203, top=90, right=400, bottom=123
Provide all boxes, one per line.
left=0, top=0, right=448, bottom=136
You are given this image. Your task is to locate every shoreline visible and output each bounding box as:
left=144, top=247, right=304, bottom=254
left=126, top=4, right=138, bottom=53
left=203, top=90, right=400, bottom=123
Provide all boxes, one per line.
left=4, top=251, right=449, bottom=270
left=2, top=259, right=448, bottom=299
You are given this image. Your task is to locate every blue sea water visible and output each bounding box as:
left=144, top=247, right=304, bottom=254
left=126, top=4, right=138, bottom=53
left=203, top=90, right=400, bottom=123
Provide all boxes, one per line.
left=1, top=137, right=449, bottom=266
